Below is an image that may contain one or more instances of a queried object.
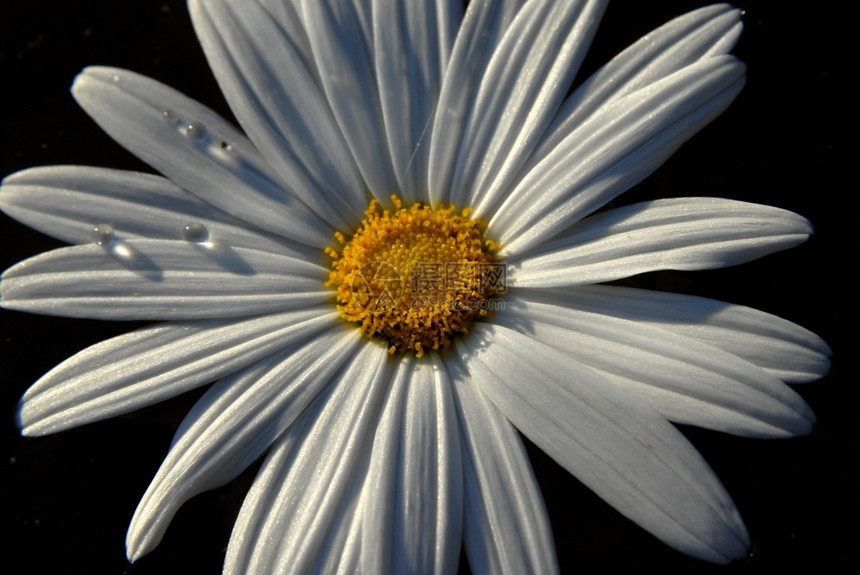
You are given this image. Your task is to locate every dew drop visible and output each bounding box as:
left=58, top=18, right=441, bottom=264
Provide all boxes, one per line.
left=163, top=109, right=180, bottom=126
left=91, top=224, right=115, bottom=246
left=185, top=122, right=208, bottom=141
left=112, top=74, right=121, bottom=83
left=182, top=222, right=210, bottom=244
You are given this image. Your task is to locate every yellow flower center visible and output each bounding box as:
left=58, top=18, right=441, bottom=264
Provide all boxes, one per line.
left=326, top=196, right=502, bottom=357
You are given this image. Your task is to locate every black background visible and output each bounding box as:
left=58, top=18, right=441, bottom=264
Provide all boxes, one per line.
left=1, top=1, right=854, bottom=573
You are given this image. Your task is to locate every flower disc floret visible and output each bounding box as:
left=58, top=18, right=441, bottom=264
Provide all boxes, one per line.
left=327, top=196, right=501, bottom=357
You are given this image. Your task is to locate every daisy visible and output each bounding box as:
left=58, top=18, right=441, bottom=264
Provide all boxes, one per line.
left=1, top=0, right=831, bottom=572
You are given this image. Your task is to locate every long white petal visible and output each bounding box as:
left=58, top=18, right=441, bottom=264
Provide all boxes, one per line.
left=126, top=327, right=361, bottom=561
left=527, top=284, right=832, bottom=383
left=189, top=0, right=367, bottom=229
left=493, top=56, right=746, bottom=255
left=448, top=362, right=558, bottom=574
left=17, top=308, right=339, bottom=436
left=71, top=66, right=331, bottom=246
left=360, top=354, right=463, bottom=574
left=461, top=323, right=750, bottom=564
left=0, top=166, right=315, bottom=258
left=300, top=0, right=399, bottom=201
left=428, top=0, right=526, bottom=207
left=1, top=239, right=330, bottom=320
left=507, top=198, right=812, bottom=286
left=224, top=340, right=390, bottom=574
left=532, top=4, right=743, bottom=164
left=499, top=293, right=815, bottom=438
left=372, top=0, right=462, bottom=202
left=452, top=0, right=608, bottom=215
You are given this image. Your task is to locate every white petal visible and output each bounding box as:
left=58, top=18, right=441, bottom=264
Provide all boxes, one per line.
left=224, top=340, right=389, bottom=573
left=461, top=323, right=750, bottom=564
left=360, top=354, right=463, bottom=574
left=190, top=0, right=367, bottom=229
left=531, top=284, right=831, bottom=383
left=300, top=0, right=399, bottom=201
left=1, top=239, right=330, bottom=320
left=372, top=0, right=462, bottom=202
left=532, top=4, right=743, bottom=164
left=452, top=0, right=608, bottom=215
left=0, top=166, right=316, bottom=258
left=448, top=362, right=558, bottom=574
left=71, top=66, right=331, bottom=246
left=428, top=0, right=526, bottom=207
left=17, top=307, right=339, bottom=436
left=499, top=292, right=816, bottom=438
left=255, top=0, right=320, bottom=87
left=493, top=56, right=746, bottom=255
left=126, top=327, right=362, bottom=561
left=507, top=198, right=811, bottom=287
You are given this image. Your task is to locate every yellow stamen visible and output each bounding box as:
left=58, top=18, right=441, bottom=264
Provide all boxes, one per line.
left=327, top=196, right=501, bottom=357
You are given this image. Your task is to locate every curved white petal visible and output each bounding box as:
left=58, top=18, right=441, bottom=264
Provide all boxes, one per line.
left=256, top=0, right=318, bottom=84
left=448, top=363, right=558, bottom=574
left=428, top=0, right=526, bottom=207
left=493, top=56, right=746, bottom=256
left=71, top=66, right=331, bottom=246
left=17, top=308, right=339, bottom=436
left=529, top=284, right=832, bottom=383
left=126, top=327, right=362, bottom=561
left=532, top=4, right=743, bottom=164
left=507, top=198, right=812, bottom=287
left=360, top=353, right=464, bottom=574
left=300, top=0, right=399, bottom=201
left=372, top=0, right=462, bottom=202
left=461, top=323, right=750, bottom=564
left=498, top=293, right=815, bottom=438
left=224, top=341, right=390, bottom=574
left=0, top=166, right=316, bottom=259
left=1, top=239, right=330, bottom=320
left=452, top=0, right=608, bottom=216
left=190, top=0, right=367, bottom=229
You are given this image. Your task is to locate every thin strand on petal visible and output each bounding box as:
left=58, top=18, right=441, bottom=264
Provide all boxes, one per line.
left=372, top=0, right=462, bottom=202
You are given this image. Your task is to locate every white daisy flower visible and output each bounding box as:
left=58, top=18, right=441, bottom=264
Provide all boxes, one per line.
left=1, top=0, right=831, bottom=573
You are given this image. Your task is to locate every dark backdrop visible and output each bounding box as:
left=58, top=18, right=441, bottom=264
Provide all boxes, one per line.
left=1, top=1, right=853, bottom=573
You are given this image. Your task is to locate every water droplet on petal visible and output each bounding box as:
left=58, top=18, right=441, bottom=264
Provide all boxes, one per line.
left=163, top=109, right=180, bottom=126
left=91, top=224, right=115, bottom=246
left=185, top=122, right=208, bottom=141
left=182, top=222, right=210, bottom=244
left=112, top=74, right=121, bottom=83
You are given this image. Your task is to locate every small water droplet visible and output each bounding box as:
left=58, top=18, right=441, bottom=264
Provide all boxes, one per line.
left=112, top=74, right=121, bottom=83
left=91, top=224, right=115, bottom=246
left=163, top=109, right=180, bottom=126
left=185, top=122, right=208, bottom=141
left=182, top=222, right=210, bottom=243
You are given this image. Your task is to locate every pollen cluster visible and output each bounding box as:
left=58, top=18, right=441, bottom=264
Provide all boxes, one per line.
left=327, top=196, right=501, bottom=357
